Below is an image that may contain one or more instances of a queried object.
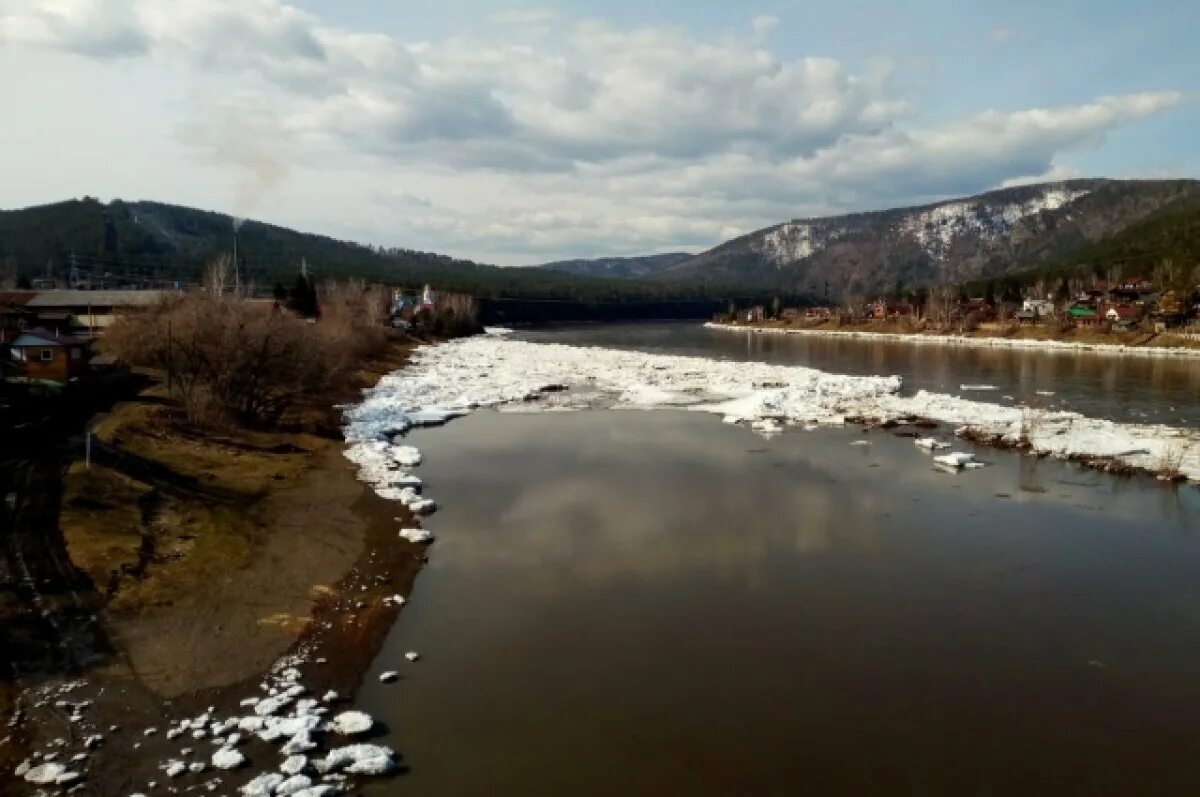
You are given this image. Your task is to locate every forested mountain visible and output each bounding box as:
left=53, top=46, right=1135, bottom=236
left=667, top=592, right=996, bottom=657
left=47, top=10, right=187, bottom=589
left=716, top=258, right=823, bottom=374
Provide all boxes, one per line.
left=963, top=190, right=1200, bottom=297
left=4, top=182, right=1197, bottom=304
left=0, top=198, right=727, bottom=300
left=649, top=179, right=1200, bottom=300
left=538, top=252, right=694, bottom=279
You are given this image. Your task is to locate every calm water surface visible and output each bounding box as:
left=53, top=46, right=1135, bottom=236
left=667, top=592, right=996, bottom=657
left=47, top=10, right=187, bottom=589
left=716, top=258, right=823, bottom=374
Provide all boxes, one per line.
left=362, top=409, right=1200, bottom=796
left=514, top=322, right=1200, bottom=428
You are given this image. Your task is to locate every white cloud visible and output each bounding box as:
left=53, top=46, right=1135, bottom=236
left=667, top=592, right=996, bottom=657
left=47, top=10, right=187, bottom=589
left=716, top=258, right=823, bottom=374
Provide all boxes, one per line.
left=0, top=0, right=1191, bottom=264
left=751, top=14, right=779, bottom=40
left=491, top=5, right=560, bottom=27
left=989, top=26, right=1019, bottom=44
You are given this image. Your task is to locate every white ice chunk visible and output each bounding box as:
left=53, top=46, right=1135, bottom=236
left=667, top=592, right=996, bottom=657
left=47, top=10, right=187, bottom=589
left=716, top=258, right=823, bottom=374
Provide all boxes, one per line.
left=281, top=730, right=318, bottom=756
left=211, top=748, right=245, bottom=770
left=392, top=446, right=422, bottom=467
left=314, top=744, right=396, bottom=776
left=24, top=763, right=78, bottom=785
left=399, top=528, right=434, bottom=544
left=276, top=774, right=315, bottom=795
left=241, top=772, right=284, bottom=796
left=933, top=452, right=977, bottom=469
left=330, top=711, right=373, bottom=736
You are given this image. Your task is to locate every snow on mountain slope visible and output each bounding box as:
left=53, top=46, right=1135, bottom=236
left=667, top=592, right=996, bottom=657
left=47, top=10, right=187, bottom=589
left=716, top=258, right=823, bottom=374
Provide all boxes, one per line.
left=753, top=186, right=1089, bottom=267
left=897, top=187, right=1089, bottom=261
left=755, top=223, right=846, bottom=264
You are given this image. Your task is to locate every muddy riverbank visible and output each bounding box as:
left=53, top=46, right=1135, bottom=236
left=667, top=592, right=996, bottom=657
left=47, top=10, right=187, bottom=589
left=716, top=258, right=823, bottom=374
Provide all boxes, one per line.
left=1, top=335, right=435, bottom=794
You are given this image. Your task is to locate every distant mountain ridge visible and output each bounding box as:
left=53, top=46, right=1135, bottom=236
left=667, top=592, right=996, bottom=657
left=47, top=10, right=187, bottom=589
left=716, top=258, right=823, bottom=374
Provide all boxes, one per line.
left=0, top=198, right=723, bottom=301
left=538, top=252, right=694, bottom=279
left=651, top=178, right=1200, bottom=299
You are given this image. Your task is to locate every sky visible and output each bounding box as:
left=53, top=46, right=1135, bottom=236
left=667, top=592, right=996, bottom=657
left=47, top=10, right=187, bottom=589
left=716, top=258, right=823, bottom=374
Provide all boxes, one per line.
left=0, top=1, right=1196, bottom=266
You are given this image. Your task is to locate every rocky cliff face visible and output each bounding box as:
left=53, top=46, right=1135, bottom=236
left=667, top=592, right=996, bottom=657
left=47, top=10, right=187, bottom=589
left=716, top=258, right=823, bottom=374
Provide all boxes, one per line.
left=658, top=179, right=1198, bottom=299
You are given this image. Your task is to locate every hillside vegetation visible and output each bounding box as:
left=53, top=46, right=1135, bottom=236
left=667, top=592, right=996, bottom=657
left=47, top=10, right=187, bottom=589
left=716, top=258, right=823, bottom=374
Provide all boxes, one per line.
left=0, top=198, right=734, bottom=301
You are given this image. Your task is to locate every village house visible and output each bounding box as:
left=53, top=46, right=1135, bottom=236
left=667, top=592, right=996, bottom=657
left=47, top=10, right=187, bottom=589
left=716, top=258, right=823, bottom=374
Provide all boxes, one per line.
left=1114, top=278, right=1155, bottom=299
left=1104, top=305, right=1139, bottom=325
left=745, top=305, right=765, bottom=323
left=8, top=327, right=92, bottom=382
left=25, top=289, right=176, bottom=335
left=869, top=299, right=912, bottom=320
left=964, top=298, right=995, bottom=321
left=1152, top=290, right=1187, bottom=328
left=803, top=306, right=833, bottom=320
left=1068, top=305, right=1101, bottom=328
left=1021, top=298, right=1056, bottom=318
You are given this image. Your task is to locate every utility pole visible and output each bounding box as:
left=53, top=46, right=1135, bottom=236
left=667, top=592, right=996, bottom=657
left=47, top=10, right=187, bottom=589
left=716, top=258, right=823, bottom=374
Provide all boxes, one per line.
left=167, top=320, right=174, bottom=397
left=233, top=230, right=240, bottom=298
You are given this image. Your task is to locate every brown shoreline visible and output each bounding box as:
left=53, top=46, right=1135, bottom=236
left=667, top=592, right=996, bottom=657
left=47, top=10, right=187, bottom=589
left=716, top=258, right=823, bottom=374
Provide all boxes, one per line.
left=1, top=335, right=432, bottom=794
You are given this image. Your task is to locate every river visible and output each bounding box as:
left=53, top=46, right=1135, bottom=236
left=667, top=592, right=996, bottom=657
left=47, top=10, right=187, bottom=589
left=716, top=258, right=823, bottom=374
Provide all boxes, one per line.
left=516, top=322, right=1200, bottom=428
left=354, top=324, right=1200, bottom=795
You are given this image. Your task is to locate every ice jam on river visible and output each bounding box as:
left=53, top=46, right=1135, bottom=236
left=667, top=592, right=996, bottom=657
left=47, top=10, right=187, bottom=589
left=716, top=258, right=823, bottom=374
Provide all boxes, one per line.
left=344, top=329, right=1200, bottom=487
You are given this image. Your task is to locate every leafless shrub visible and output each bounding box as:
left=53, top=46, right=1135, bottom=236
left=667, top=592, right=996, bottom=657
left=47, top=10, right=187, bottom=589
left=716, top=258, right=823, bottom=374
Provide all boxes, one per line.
left=1156, top=444, right=1186, bottom=481
left=105, top=293, right=364, bottom=427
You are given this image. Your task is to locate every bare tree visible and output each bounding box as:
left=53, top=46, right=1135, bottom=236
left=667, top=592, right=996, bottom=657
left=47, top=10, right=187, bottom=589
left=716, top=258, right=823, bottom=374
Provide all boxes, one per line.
left=203, top=255, right=232, bottom=298
left=924, top=285, right=959, bottom=329
left=841, top=293, right=866, bottom=323
left=1154, top=257, right=1179, bottom=290
left=0, top=255, right=17, bottom=289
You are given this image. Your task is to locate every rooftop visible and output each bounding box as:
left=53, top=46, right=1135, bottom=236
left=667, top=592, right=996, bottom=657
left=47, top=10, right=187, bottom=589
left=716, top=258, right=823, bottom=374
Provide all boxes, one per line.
left=0, top=291, right=36, bottom=307
left=12, top=327, right=89, bottom=347
left=25, top=289, right=177, bottom=308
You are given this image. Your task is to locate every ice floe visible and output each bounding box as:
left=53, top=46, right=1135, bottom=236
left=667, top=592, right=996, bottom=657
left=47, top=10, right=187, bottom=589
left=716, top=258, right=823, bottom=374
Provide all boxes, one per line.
left=342, top=331, right=1200, bottom=483
left=933, top=451, right=979, bottom=470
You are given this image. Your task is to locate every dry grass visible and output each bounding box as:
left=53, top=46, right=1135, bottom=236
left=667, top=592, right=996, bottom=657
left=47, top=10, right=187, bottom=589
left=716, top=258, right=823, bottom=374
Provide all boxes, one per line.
left=95, top=401, right=324, bottom=494
left=60, top=463, right=149, bottom=586
left=1156, top=444, right=1186, bottom=481
left=60, top=333, right=417, bottom=615
left=108, top=501, right=256, bottom=613
left=61, top=456, right=262, bottom=612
